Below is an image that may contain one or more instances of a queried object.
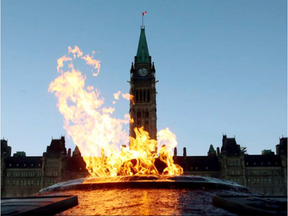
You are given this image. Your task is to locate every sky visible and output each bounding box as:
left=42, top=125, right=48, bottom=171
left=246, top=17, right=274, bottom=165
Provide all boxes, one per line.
left=1, top=0, right=287, bottom=156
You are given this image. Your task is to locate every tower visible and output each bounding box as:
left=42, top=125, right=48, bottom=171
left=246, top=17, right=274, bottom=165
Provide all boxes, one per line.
left=129, top=25, right=157, bottom=140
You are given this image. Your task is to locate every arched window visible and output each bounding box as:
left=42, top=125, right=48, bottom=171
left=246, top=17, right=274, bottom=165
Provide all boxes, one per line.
left=145, top=111, right=149, bottom=118
left=137, top=111, right=141, bottom=118
left=143, top=90, right=146, bottom=102
left=140, top=90, right=143, bottom=102
left=147, top=90, right=150, bottom=102
left=136, top=90, right=139, bottom=102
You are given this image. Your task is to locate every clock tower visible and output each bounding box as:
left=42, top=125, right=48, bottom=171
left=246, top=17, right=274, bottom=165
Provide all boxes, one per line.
left=129, top=25, right=157, bottom=140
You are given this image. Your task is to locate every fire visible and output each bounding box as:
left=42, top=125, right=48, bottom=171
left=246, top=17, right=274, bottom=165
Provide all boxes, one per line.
left=49, top=46, right=183, bottom=177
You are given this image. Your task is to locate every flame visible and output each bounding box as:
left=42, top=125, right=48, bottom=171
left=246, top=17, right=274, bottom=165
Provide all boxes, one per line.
left=113, top=91, right=121, bottom=100
left=122, top=93, right=135, bottom=105
left=49, top=46, right=183, bottom=177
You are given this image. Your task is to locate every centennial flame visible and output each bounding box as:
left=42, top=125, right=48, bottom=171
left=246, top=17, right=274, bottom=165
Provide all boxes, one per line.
left=49, top=46, right=183, bottom=177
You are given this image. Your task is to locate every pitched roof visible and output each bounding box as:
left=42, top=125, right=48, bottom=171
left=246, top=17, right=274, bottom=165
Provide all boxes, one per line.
left=244, top=155, right=281, bottom=167
left=68, top=156, right=88, bottom=172
left=46, top=136, right=67, bottom=156
left=175, top=156, right=220, bottom=171
left=221, top=136, right=241, bottom=156
left=136, top=27, right=150, bottom=63
left=5, top=156, right=42, bottom=168
left=208, top=144, right=216, bottom=155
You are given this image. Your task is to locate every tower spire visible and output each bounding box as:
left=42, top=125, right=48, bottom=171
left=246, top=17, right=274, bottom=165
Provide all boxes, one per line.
left=136, top=24, right=150, bottom=63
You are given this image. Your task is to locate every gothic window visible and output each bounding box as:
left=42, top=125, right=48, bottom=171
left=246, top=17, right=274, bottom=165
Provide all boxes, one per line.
left=140, top=90, right=143, bottom=102
left=137, top=111, right=141, bottom=118
left=136, top=90, right=139, bottom=102
left=137, top=120, right=141, bottom=125
left=143, top=89, right=146, bottom=102
left=145, top=111, right=149, bottom=118
left=147, top=90, right=150, bottom=102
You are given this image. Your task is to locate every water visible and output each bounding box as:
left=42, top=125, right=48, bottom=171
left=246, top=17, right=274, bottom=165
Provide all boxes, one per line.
left=51, top=188, right=250, bottom=215
left=37, top=176, right=251, bottom=215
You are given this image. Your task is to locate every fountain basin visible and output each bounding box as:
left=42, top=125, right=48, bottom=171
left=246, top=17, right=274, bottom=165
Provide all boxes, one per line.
left=39, top=175, right=250, bottom=194
left=37, top=176, right=252, bottom=215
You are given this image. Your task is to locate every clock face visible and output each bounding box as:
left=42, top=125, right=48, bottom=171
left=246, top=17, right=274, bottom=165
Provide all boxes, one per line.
left=138, top=68, right=148, bottom=77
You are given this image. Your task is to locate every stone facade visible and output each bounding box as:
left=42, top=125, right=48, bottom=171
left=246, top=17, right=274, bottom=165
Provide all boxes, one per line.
left=1, top=137, right=88, bottom=197
left=129, top=26, right=157, bottom=140
left=1, top=136, right=286, bottom=197
left=175, top=136, right=287, bottom=196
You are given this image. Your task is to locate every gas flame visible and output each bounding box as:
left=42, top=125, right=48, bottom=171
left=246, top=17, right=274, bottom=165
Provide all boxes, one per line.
left=49, top=46, right=183, bottom=177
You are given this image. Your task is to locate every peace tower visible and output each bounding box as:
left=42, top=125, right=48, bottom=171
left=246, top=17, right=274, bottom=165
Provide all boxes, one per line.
left=129, top=25, right=157, bottom=140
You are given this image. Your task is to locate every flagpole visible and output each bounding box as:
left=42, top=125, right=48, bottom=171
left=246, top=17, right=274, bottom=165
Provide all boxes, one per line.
left=142, top=13, right=144, bottom=28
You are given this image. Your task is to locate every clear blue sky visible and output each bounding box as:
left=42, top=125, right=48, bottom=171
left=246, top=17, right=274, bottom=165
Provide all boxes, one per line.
left=1, top=0, right=287, bottom=156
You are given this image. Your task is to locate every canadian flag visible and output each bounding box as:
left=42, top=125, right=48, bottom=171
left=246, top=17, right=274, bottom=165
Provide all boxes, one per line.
left=142, top=11, right=147, bottom=16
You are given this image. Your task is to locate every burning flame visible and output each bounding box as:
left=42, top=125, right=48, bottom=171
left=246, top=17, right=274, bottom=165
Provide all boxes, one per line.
left=49, top=46, right=183, bottom=177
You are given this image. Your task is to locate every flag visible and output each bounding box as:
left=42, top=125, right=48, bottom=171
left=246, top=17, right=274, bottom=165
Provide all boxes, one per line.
left=142, top=11, right=147, bottom=16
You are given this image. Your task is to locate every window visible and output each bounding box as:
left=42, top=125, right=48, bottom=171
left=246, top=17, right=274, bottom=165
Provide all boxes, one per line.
left=191, top=167, right=193, bottom=170
left=140, top=90, right=143, bottom=102
left=16, top=164, right=19, bottom=167
left=254, top=162, right=256, bottom=165
left=145, top=120, right=149, bottom=124
left=147, top=90, right=150, bottom=102
left=143, top=90, right=146, bottom=102
left=137, top=111, right=141, bottom=118
left=9, top=164, right=12, bottom=167
left=145, top=111, right=149, bottom=118
left=206, top=167, right=208, bottom=170
left=38, top=163, right=41, bottom=167
left=196, top=167, right=198, bottom=170
left=24, top=164, right=26, bottom=167
left=31, top=163, right=34, bottom=167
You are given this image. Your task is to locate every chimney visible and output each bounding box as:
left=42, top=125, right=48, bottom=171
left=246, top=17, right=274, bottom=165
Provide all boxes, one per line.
left=68, top=148, right=71, bottom=157
left=183, top=147, right=187, bottom=159
left=174, top=147, right=177, bottom=157
left=217, top=147, right=220, bottom=156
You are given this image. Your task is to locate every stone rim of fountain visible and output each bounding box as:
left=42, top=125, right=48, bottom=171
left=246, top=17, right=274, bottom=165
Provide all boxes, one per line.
left=39, top=175, right=250, bottom=194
